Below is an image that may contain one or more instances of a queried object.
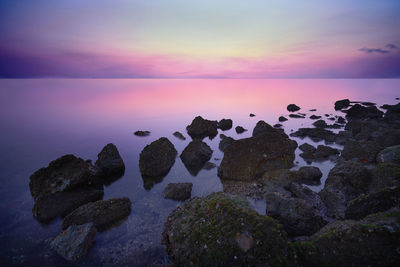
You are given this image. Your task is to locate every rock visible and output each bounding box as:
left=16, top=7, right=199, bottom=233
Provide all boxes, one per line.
left=295, top=166, right=322, bottom=185
left=299, top=143, right=316, bottom=154
left=377, top=145, right=400, bottom=164
left=335, top=130, right=353, bottom=145
left=180, top=140, right=212, bottom=176
left=368, top=163, right=400, bottom=193
left=173, top=131, right=186, bottom=140
left=262, top=169, right=299, bottom=195
left=274, top=123, right=282, bottom=128
left=186, top=116, right=218, bottom=139
left=334, top=99, right=350, bottom=110
left=345, top=186, right=400, bottom=220
left=139, top=137, right=177, bottom=178
left=337, top=116, right=346, bottom=124
left=309, top=109, right=317, bottom=112
left=221, top=180, right=265, bottom=199
left=293, top=208, right=400, bottom=266
left=265, top=192, right=328, bottom=236
left=217, top=119, right=233, bottom=131
left=162, top=183, right=193, bottom=201
left=33, top=187, right=104, bottom=223
left=162, top=192, right=294, bottom=266
left=252, top=120, right=275, bottom=137
left=312, top=120, right=328, bottom=128
left=249, top=113, right=255, bottom=117
left=341, top=140, right=382, bottom=163
left=219, top=134, right=235, bottom=152
left=286, top=183, right=329, bottom=215
left=50, top=223, right=97, bottom=262
left=384, top=103, right=400, bottom=121
left=95, top=143, right=125, bottom=183
left=319, top=161, right=371, bottom=218
left=62, top=197, right=132, bottom=230
left=29, top=154, right=97, bottom=200
left=279, top=116, right=288, bottom=122
left=218, top=130, right=297, bottom=181
left=361, top=101, right=376, bottom=106
left=134, top=131, right=150, bottom=137
left=235, top=126, right=247, bottom=134
left=309, top=115, right=322, bottom=120
left=290, top=128, right=336, bottom=142
left=314, top=145, right=339, bottom=159
left=289, top=114, right=305, bottom=119
left=287, top=104, right=301, bottom=112
left=346, top=104, right=384, bottom=120
left=202, top=162, right=217, bottom=170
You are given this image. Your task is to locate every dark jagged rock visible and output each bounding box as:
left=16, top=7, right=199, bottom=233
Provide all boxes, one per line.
left=290, top=128, right=336, bottom=142
left=62, top=197, right=131, bottom=230
left=173, top=131, right=186, bottom=140
left=139, top=137, right=177, bottom=178
left=50, top=223, right=97, bottom=262
left=345, top=186, right=400, bottom=220
left=295, top=166, right=322, bottom=185
left=293, top=208, right=400, bottom=267
left=33, top=187, right=104, bottom=223
left=312, top=120, right=328, bottom=128
left=29, top=154, right=97, bottom=200
left=299, top=143, right=316, bottom=154
left=217, top=119, right=233, bottom=131
left=368, top=163, right=400, bottom=193
left=377, top=145, right=400, bottom=164
left=314, top=145, right=340, bottom=159
left=162, top=183, right=193, bottom=201
left=286, top=183, right=329, bottom=215
left=287, top=104, right=301, bottom=112
left=95, top=143, right=125, bottom=183
left=180, top=140, right=212, bottom=176
left=134, top=130, right=150, bottom=137
left=249, top=113, right=255, bottom=117
left=309, top=115, right=322, bottom=120
left=335, top=130, right=353, bottom=145
left=279, top=116, right=288, bottom=122
left=162, top=192, right=294, bottom=266
left=341, top=140, right=382, bottom=163
left=218, top=130, right=297, bottom=181
left=265, top=191, right=328, bottom=236
left=346, top=104, right=384, bottom=120
left=319, top=161, right=371, bottom=218
left=219, top=134, right=235, bottom=152
left=289, top=114, right=305, bottom=119
left=384, top=103, right=400, bottom=121
left=334, top=99, right=350, bottom=110
left=186, top=116, right=218, bottom=139
left=252, top=120, right=275, bottom=137
left=235, top=126, right=247, bottom=134
left=337, top=116, right=346, bottom=124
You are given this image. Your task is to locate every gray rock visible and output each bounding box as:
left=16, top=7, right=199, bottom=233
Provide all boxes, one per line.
left=295, top=166, right=322, bottom=185
left=134, top=131, right=150, bottom=137
left=377, top=145, right=400, bottom=164
left=95, top=143, right=125, bottom=183
left=180, top=140, right=212, bottom=176
left=252, top=120, right=275, bottom=137
left=50, top=223, right=97, bottom=262
left=299, top=143, right=316, bottom=154
left=341, top=140, right=382, bottom=163
left=219, top=134, right=235, bottom=152
left=334, top=99, right=350, bottom=110
left=235, top=126, right=247, bottom=134
left=62, top=197, right=132, bottom=230
left=162, top=183, right=193, bottom=201
left=217, top=119, right=233, bottom=130
left=314, top=145, right=340, bottom=159
left=186, top=116, right=218, bottom=139
left=287, top=104, right=301, bottom=112
left=173, top=131, right=186, bottom=140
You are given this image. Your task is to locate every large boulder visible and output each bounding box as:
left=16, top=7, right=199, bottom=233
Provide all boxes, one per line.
left=50, top=223, right=97, bottom=262
left=252, top=120, right=275, bottom=137
left=319, top=161, right=371, bottom=218
left=334, top=99, right=350, bottom=110
left=186, top=116, right=218, bottom=139
left=180, top=140, right=212, bottom=176
left=217, top=119, right=233, bottom=131
left=290, top=128, right=336, bottom=142
left=287, top=104, right=300, bottom=112
left=341, top=140, right=382, bottom=163
left=376, top=145, right=400, bottom=164
left=162, top=183, right=193, bottom=201
left=95, top=143, right=125, bottom=183
left=346, top=104, right=384, bottom=120
left=32, top=186, right=104, bottom=223
left=218, top=130, right=297, bottom=181
left=162, top=192, right=294, bottom=266
left=139, top=137, right=177, bottom=178
left=345, top=186, right=400, bottom=220
left=62, top=197, right=132, bottom=230
left=29, top=154, right=97, bottom=200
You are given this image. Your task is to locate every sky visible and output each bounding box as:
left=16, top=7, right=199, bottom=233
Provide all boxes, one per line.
left=0, top=0, right=400, bottom=78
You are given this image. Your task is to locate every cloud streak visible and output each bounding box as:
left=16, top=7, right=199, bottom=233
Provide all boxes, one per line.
left=359, top=47, right=389, bottom=54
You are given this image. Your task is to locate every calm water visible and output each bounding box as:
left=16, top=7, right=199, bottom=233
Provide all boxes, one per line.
left=0, top=79, right=399, bottom=266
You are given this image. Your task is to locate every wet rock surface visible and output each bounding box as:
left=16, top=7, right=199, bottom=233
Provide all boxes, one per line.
left=162, top=183, right=193, bottom=201
left=62, top=197, right=132, bottom=230
left=287, top=104, right=301, bottom=112
left=50, top=223, right=97, bottom=262
left=217, top=118, right=233, bottom=130
left=95, top=143, right=125, bottom=183
left=186, top=116, right=218, bottom=139
left=180, top=140, right=212, bottom=176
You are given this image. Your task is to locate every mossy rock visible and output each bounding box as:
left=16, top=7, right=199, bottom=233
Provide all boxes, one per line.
left=162, top=192, right=296, bottom=266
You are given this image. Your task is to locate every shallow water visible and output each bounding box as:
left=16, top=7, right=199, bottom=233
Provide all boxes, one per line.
left=0, top=79, right=398, bottom=266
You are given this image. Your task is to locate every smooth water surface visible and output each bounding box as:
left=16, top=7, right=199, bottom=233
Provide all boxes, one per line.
left=0, top=79, right=398, bottom=266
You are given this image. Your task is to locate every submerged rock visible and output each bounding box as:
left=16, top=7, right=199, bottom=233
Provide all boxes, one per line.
left=134, top=131, right=150, bottom=137
left=235, top=126, right=247, bottom=134
left=50, top=223, right=97, bottom=262
left=346, top=104, right=384, bottom=120
left=334, top=99, right=350, bottom=110
left=162, top=192, right=294, bottom=266
left=217, top=119, right=233, bottom=131
left=95, top=143, right=125, bottom=183
left=202, top=161, right=217, bottom=170
left=219, top=134, right=235, bottom=152
left=62, top=197, right=132, bottom=230
left=279, top=116, right=288, bottom=122
left=162, top=183, right=193, bottom=201
left=139, top=137, right=177, bottom=178
left=290, top=128, right=336, bottom=142
left=218, top=130, right=297, bottom=181
left=173, top=131, right=186, bottom=140
left=287, top=104, right=301, bottom=112
left=180, top=140, right=212, bottom=176
left=376, top=145, right=400, bottom=164
left=186, top=116, right=218, bottom=139
left=29, top=154, right=97, bottom=200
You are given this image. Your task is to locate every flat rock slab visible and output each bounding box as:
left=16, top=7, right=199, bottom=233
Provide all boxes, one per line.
left=62, top=197, right=132, bottom=230
left=50, top=223, right=97, bottom=262
left=163, top=183, right=193, bottom=201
